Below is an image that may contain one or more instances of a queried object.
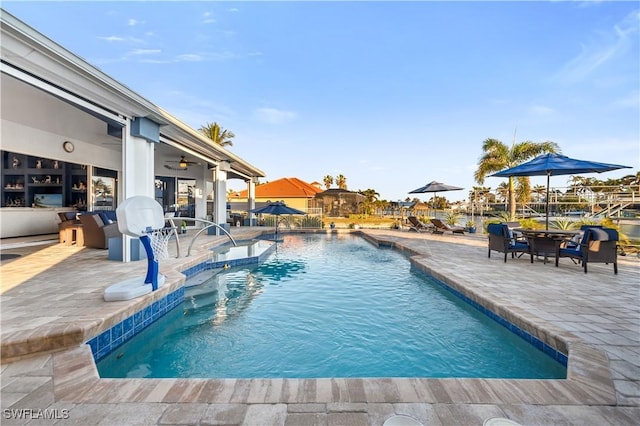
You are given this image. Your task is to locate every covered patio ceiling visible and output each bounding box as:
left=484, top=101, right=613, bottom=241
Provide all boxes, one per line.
left=1, top=10, right=264, bottom=182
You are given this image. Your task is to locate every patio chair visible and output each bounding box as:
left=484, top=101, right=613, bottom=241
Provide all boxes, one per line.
left=564, top=225, right=604, bottom=250
left=487, top=223, right=532, bottom=263
left=78, top=212, right=121, bottom=249
left=430, top=218, right=465, bottom=235
left=407, top=216, right=434, bottom=233
left=556, top=227, right=619, bottom=274
left=504, top=221, right=524, bottom=240
left=57, top=211, right=81, bottom=245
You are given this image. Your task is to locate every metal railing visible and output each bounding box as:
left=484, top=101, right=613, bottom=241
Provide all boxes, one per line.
left=166, top=217, right=237, bottom=258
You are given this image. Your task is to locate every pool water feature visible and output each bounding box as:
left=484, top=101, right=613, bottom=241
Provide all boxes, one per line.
left=211, top=239, right=275, bottom=263
left=98, top=234, right=567, bottom=379
left=184, top=239, right=275, bottom=287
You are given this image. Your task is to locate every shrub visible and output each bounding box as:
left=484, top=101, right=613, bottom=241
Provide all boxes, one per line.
left=443, top=211, right=460, bottom=226
left=519, top=218, right=542, bottom=229
left=297, top=215, right=322, bottom=228
left=550, top=218, right=575, bottom=230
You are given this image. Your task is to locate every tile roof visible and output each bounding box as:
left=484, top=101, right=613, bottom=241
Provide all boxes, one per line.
left=230, top=177, right=323, bottom=199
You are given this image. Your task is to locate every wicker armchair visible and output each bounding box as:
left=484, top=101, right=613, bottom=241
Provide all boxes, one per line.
left=57, top=211, right=81, bottom=245
left=487, top=223, right=532, bottom=263
left=78, top=212, right=121, bottom=249
left=556, top=227, right=619, bottom=274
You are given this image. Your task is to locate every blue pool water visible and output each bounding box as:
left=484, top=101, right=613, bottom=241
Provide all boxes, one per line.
left=97, top=234, right=566, bottom=379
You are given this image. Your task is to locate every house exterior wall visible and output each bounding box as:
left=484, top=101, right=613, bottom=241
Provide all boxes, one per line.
left=1, top=11, right=264, bottom=244
left=228, top=196, right=311, bottom=212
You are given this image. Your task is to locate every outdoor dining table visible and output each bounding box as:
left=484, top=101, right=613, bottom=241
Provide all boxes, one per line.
left=515, top=229, right=581, bottom=264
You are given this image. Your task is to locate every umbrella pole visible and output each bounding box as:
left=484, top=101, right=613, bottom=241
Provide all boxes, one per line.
left=545, top=173, right=550, bottom=230
left=433, top=192, right=438, bottom=218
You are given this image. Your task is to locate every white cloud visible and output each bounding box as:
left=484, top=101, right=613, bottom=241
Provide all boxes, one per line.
left=529, top=105, right=556, bottom=116
left=611, top=90, right=640, bottom=109
left=202, top=11, right=216, bottom=24
left=176, top=54, right=204, bottom=62
left=138, top=59, right=172, bottom=64
left=128, top=18, right=144, bottom=26
left=98, top=35, right=125, bottom=42
left=254, top=108, right=297, bottom=125
left=128, top=49, right=161, bottom=56
left=555, top=9, right=639, bottom=82
left=209, top=51, right=238, bottom=61
left=228, top=8, right=239, bottom=13
left=155, top=90, right=237, bottom=128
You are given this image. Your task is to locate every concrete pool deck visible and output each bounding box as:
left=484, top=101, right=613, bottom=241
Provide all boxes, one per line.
left=1, top=227, right=638, bottom=425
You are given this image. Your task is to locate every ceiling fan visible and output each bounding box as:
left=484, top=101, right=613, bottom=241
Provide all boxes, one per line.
left=165, top=155, right=200, bottom=170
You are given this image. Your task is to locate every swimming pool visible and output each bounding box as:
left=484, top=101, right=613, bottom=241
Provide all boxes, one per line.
left=97, top=234, right=566, bottom=379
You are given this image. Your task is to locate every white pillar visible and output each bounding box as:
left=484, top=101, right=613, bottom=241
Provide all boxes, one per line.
left=247, top=178, right=256, bottom=225
left=120, top=118, right=155, bottom=261
left=213, top=167, right=228, bottom=234
left=194, top=168, right=208, bottom=220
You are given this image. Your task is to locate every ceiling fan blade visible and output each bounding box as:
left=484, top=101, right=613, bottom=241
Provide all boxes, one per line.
left=165, top=156, right=200, bottom=165
left=164, top=164, right=187, bottom=171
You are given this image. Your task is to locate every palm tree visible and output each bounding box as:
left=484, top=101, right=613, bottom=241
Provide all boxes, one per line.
left=335, top=174, right=347, bottom=190
left=198, top=122, right=235, bottom=147
left=376, top=199, right=390, bottom=217
left=469, top=186, right=491, bottom=218
left=92, top=178, right=112, bottom=199
left=474, top=138, right=559, bottom=220
left=323, top=175, right=333, bottom=189
left=358, top=188, right=380, bottom=216
left=531, top=184, right=547, bottom=212
left=496, top=182, right=509, bottom=212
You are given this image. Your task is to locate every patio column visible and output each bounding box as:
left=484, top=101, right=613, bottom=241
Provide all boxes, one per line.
left=193, top=167, right=208, bottom=220
left=212, top=162, right=229, bottom=234
left=247, top=178, right=256, bottom=225
left=120, top=117, right=160, bottom=261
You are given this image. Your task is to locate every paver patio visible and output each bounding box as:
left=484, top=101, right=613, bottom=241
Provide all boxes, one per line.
left=1, top=227, right=638, bottom=425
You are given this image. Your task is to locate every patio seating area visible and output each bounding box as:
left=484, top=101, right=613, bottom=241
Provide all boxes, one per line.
left=1, top=227, right=638, bottom=425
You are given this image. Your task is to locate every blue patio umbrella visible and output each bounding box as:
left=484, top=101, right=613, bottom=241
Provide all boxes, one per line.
left=491, top=153, right=631, bottom=229
left=250, top=201, right=306, bottom=240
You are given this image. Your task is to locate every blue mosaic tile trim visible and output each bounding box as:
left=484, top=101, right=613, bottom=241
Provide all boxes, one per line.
left=87, top=286, right=185, bottom=361
left=90, top=240, right=278, bottom=361
left=182, top=241, right=277, bottom=278
left=182, top=257, right=260, bottom=278
left=412, top=267, right=568, bottom=367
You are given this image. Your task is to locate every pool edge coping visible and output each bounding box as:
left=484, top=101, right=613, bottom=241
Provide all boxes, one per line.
left=51, top=342, right=617, bottom=406
left=6, top=229, right=620, bottom=406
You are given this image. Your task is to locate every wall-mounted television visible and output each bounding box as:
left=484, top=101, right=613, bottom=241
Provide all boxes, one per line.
left=34, top=193, right=63, bottom=208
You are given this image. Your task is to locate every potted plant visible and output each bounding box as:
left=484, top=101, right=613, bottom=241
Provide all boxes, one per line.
left=466, top=221, right=477, bottom=233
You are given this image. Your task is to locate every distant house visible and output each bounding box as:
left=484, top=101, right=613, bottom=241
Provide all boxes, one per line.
left=315, top=188, right=365, bottom=217
left=228, top=177, right=323, bottom=213
left=410, top=201, right=431, bottom=216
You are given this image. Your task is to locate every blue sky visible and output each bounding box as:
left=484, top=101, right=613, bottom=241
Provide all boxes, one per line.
left=3, top=1, right=639, bottom=202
